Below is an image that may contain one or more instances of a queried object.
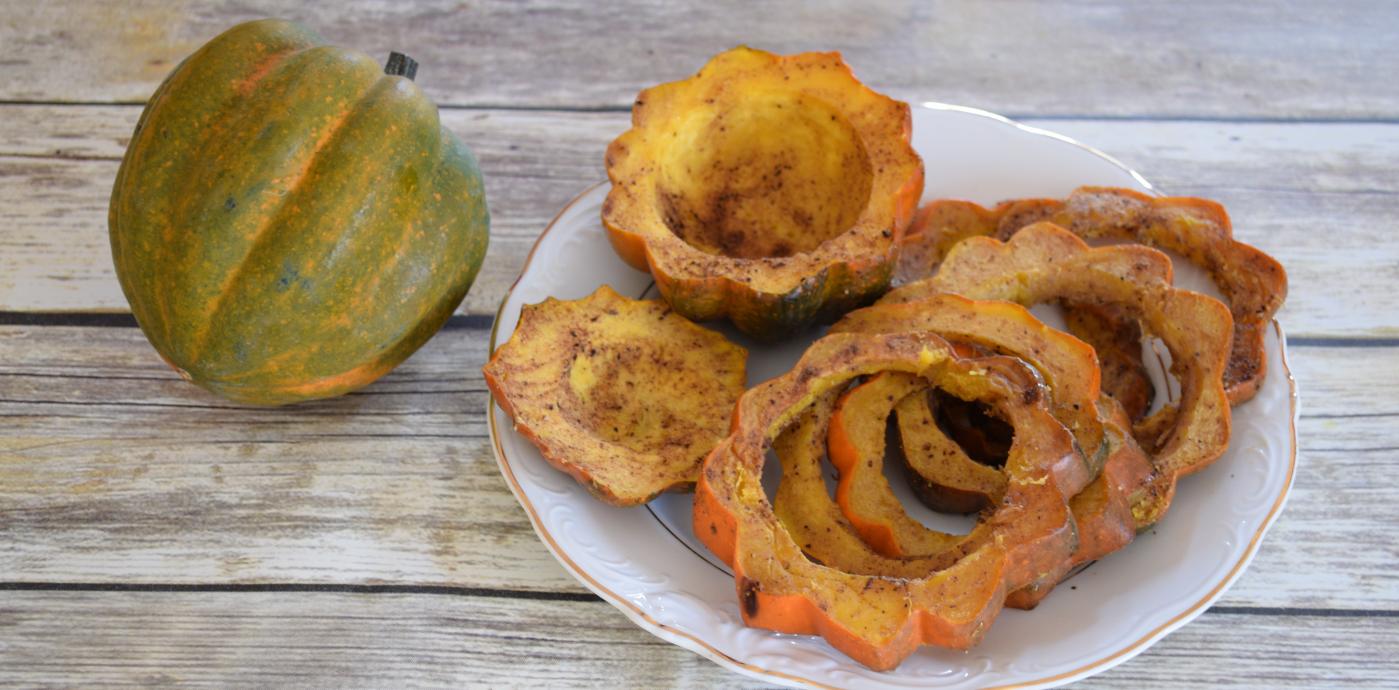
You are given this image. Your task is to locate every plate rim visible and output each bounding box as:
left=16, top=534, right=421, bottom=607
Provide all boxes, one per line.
left=483, top=101, right=1301, bottom=689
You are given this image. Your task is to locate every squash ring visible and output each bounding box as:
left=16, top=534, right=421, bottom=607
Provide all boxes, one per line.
left=832, top=293, right=1110, bottom=475
left=773, top=391, right=969, bottom=578
left=602, top=47, right=924, bottom=340
left=693, top=331, right=1080, bottom=670
left=830, top=293, right=1157, bottom=604
left=893, top=388, right=1008, bottom=515
left=886, top=222, right=1233, bottom=527
left=484, top=285, right=746, bottom=505
left=897, top=186, right=1286, bottom=403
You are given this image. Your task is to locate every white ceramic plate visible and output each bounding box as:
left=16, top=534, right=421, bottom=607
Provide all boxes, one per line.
left=486, top=103, right=1298, bottom=689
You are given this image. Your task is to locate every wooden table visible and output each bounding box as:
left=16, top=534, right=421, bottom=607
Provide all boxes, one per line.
left=3, top=2, right=1397, bottom=687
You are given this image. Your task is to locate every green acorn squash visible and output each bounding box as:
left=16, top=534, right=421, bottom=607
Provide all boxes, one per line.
left=109, top=19, right=489, bottom=405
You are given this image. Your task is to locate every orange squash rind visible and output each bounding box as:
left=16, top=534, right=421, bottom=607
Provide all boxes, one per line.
left=694, top=331, right=1081, bottom=670
left=484, top=285, right=746, bottom=506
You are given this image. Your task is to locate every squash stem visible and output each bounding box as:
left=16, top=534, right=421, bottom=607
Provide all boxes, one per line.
left=385, top=52, right=418, bottom=81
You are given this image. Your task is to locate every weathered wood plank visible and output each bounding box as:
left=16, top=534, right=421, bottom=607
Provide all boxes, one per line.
left=3, top=324, right=1396, bottom=611
left=2, top=105, right=1396, bottom=337
left=0, top=590, right=1393, bottom=688
left=0, top=590, right=759, bottom=689
left=3, top=1, right=1398, bottom=119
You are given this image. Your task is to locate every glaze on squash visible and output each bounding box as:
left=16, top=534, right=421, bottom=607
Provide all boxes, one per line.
left=110, top=19, right=489, bottom=405
left=603, top=47, right=923, bottom=340
left=483, top=285, right=747, bottom=506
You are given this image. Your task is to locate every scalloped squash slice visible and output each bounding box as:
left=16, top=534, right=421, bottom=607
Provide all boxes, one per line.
left=484, top=285, right=747, bottom=506
left=603, top=47, right=924, bottom=340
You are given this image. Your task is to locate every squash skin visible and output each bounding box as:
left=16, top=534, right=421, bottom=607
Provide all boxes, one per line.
left=603, top=47, right=923, bottom=340
left=109, top=19, right=489, bottom=405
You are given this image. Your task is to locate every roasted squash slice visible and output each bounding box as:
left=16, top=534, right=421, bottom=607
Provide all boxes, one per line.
left=896, top=187, right=1285, bottom=403
left=773, top=391, right=970, bottom=578
left=888, top=223, right=1233, bottom=527
left=832, top=293, right=1108, bottom=474
left=694, top=331, right=1081, bottom=670
left=1004, top=396, right=1154, bottom=608
left=894, top=389, right=1007, bottom=514
left=602, top=47, right=924, bottom=340
left=832, top=292, right=1153, bottom=606
left=825, top=373, right=968, bottom=558
left=483, top=285, right=746, bottom=506
left=1062, top=301, right=1156, bottom=422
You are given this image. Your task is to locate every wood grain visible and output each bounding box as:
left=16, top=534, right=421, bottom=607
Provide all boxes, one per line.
left=1, top=590, right=1394, bottom=688
left=4, top=323, right=1396, bottom=612
left=3, top=104, right=1397, bottom=338
left=3, top=1, right=1399, bottom=119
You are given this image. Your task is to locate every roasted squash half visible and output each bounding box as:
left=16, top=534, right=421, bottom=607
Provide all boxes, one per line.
left=602, top=47, right=924, bottom=340
left=483, top=286, right=747, bottom=506
left=694, top=331, right=1081, bottom=670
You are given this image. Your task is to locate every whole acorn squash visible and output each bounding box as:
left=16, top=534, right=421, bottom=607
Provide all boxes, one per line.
left=602, top=47, right=924, bottom=340
left=109, top=19, right=489, bottom=405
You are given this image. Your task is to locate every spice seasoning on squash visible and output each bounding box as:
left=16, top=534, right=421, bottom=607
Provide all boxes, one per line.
left=602, top=47, right=924, bottom=340
left=110, top=19, right=489, bottom=405
left=694, top=331, right=1082, bottom=670
left=484, top=285, right=747, bottom=506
